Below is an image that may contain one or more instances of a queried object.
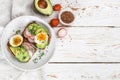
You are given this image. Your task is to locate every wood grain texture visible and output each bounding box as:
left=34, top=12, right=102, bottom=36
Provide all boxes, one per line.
left=42, top=64, right=120, bottom=80
left=50, top=27, right=120, bottom=62
left=12, top=0, right=120, bottom=26
left=5, top=0, right=120, bottom=80
left=52, top=0, right=120, bottom=26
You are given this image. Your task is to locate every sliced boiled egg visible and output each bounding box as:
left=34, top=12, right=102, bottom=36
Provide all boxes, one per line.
left=35, top=32, right=48, bottom=44
left=9, top=34, right=23, bottom=47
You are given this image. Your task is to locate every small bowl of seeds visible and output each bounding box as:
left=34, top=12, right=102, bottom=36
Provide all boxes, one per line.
left=58, top=8, right=75, bottom=26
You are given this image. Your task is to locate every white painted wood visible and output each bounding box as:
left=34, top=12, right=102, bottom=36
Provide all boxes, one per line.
left=12, top=0, right=120, bottom=26
left=1, top=62, right=120, bottom=80
left=11, top=0, right=120, bottom=62
left=43, top=64, right=120, bottom=80
left=50, top=27, right=120, bottom=62
left=0, top=0, right=120, bottom=80
left=53, top=0, right=120, bottom=26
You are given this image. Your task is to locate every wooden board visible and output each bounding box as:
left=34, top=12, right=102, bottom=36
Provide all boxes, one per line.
left=42, top=64, right=120, bottom=80
left=11, top=0, right=120, bottom=62
left=50, top=27, right=120, bottom=62
left=12, top=0, right=120, bottom=26
left=5, top=64, right=120, bottom=80
left=0, top=0, right=120, bottom=80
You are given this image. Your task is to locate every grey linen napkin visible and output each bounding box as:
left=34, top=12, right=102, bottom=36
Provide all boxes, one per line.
left=12, top=0, right=58, bottom=23
left=0, top=0, right=12, bottom=26
left=0, top=0, right=46, bottom=80
left=0, top=0, right=23, bottom=79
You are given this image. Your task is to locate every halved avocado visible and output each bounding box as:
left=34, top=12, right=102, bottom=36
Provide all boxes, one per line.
left=34, top=0, right=53, bottom=16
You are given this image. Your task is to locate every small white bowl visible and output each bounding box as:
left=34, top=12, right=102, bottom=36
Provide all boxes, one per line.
left=58, top=8, right=75, bottom=26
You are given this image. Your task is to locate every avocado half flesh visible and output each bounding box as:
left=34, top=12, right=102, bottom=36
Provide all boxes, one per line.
left=34, top=0, right=53, bottom=16
left=36, top=41, right=48, bottom=49
left=10, top=46, right=30, bottom=62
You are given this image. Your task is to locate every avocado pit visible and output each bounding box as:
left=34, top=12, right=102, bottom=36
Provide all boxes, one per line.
left=38, top=0, right=48, bottom=9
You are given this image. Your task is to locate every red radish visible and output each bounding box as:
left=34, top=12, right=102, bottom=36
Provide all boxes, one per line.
left=57, top=28, right=67, bottom=38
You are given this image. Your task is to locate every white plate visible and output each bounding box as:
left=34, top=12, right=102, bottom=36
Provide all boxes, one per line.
left=1, top=16, right=56, bottom=71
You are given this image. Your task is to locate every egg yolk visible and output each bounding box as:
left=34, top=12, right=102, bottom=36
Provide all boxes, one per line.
left=37, top=33, right=46, bottom=41
left=13, top=37, right=21, bottom=45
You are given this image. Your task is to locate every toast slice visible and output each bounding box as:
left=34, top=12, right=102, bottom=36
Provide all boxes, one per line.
left=23, top=22, right=50, bottom=50
left=8, top=43, right=30, bottom=62
left=8, top=41, right=36, bottom=62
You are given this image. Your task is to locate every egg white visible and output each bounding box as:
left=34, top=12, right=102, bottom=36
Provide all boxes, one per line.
left=34, top=32, right=48, bottom=44
left=9, top=34, right=23, bottom=47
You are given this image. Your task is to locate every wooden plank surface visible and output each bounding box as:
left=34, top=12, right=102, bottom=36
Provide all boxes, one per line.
left=11, top=0, right=120, bottom=63
left=12, top=0, right=120, bottom=26
left=50, top=27, right=120, bottom=62
left=41, top=64, right=120, bottom=80
left=0, top=60, right=120, bottom=80
left=0, top=0, right=119, bottom=80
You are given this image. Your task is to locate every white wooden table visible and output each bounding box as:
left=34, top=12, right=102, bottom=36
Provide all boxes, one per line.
left=0, top=0, right=120, bottom=80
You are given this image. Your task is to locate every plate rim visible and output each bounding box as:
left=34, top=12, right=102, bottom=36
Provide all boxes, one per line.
left=1, top=15, right=56, bottom=71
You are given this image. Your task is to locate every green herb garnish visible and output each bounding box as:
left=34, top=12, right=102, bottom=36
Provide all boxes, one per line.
left=33, top=58, right=38, bottom=63
left=38, top=52, right=44, bottom=60
left=16, top=30, right=21, bottom=34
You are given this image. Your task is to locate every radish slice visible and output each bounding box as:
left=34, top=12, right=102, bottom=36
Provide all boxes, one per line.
left=57, top=28, right=67, bottom=38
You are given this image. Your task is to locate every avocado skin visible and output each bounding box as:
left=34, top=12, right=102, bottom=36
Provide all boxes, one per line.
left=9, top=46, right=30, bottom=62
left=34, top=0, right=53, bottom=16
